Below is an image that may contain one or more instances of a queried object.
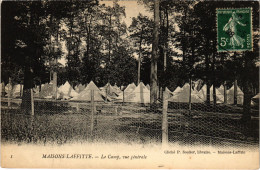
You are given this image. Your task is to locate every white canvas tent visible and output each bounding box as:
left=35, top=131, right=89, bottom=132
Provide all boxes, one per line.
left=251, top=93, right=259, bottom=106
left=146, top=84, right=150, bottom=90
left=116, top=82, right=137, bottom=101
left=5, top=84, right=23, bottom=98
left=124, top=82, right=150, bottom=103
left=58, top=81, right=78, bottom=99
left=197, top=85, right=225, bottom=103
left=168, top=83, right=203, bottom=103
left=197, top=84, right=207, bottom=101
left=124, top=83, right=136, bottom=93
left=218, top=85, right=225, bottom=95
left=227, top=85, right=244, bottom=105
left=39, top=82, right=53, bottom=99
left=71, top=81, right=106, bottom=102
left=252, top=93, right=260, bottom=100
left=210, top=86, right=224, bottom=103
left=172, top=86, right=182, bottom=94
left=164, top=87, right=173, bottom=99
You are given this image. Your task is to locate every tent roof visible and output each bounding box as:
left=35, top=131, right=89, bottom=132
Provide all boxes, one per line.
left=116, top=82, right=150, bottom=103
left=124, top=82, right=150, bottom=104
left=165, top=87, right=172, bottom=93
left=133, top=82, right=149, bottom=93
left=226, top=85, right=244, bottom=105
left=71, top=81, right=104, bottom=101
left=173, top=86, right=182, bottom=93
left=85, top=81, right=100, bottom=91
left=58, top=81, right=78, bottom=98
left=210, top=85, right=224, bottom=103
left=227, top=85, right=244, bottom=95
left=253, top=93, right=260, bottom=99
left=124, top=82, right=136, bottom=93
left=168, top=83, right=203, bottom=103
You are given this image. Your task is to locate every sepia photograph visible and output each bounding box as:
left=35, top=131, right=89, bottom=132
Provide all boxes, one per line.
left=1, top=0, right=259, bottom=169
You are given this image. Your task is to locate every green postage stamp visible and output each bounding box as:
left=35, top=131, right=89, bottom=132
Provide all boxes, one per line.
left=217, top=8, right=252, bottom=52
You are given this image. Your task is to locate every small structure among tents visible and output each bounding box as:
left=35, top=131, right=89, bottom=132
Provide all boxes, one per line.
left=168, top=83, right=203, bottom=103
left=71, top=81, right=106, bottom=102
left=123, top=82, right=150, bottom=103
left=227, top=85, right=244, bottom=105
left=58, top=81, right=78, bottom=99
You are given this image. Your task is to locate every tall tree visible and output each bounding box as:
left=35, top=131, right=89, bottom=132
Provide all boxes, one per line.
left=150, top=0, right=160, bottom=105
left=129, top=13, right=153, bottom=85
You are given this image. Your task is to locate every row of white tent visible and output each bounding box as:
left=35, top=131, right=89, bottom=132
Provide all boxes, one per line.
left=1, top=81, right=258, bottom=105
left=168, top=83, right=244, bottom=105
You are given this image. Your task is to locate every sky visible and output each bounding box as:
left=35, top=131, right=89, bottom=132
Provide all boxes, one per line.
left=100, top=0, right=152, bottom=27
left=58, top=0, right=152, bottom=66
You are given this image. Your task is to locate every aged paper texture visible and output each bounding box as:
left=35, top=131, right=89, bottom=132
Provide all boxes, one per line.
left=1, top=0, right=259, bottom=169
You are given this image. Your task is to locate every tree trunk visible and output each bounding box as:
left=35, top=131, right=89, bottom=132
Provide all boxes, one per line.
left=189, top=78, right=192, bottom=111
left=242, top=80, right=252, bottom=122
left=234, top=79, right=238, bottom=105
left=21, top=57, right=33, bottom=114
left=205, top=53, right=210, bottom=105
left=213, top=84, right=216, bottom=107
left=53, top=71, right=57, bottom=100
left=2, top=81, right=5, bottom=97
left=137, top=29, right=143, bottom=85
left=233, top=52, right=238, bottom=105
left=241, top=52, right=253, bottom=122
left=7, top=78, right=11, bottom=107
left=212, top=52, right=216, bottom=106
left=150, top=0, right=159, bottom=106
left=224, top=81, right=227, bottom=104
left=52, top=29, right=59, bottom=100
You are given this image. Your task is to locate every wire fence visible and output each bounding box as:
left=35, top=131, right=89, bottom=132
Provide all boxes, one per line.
left=1, top=88, right=259, bottom=147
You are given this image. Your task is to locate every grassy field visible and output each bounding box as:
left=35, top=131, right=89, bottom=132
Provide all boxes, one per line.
left=1, top=101, right=259, bottom=147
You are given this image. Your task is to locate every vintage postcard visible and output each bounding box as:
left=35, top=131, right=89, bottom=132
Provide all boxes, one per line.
left=1, top=0, right=259, bottom=169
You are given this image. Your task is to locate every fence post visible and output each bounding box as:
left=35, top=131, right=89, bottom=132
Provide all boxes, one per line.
left=76, top=103, right=80, bottom=112
left=90, top=90, right=94, bottom=138
left=162, top=91, right=168, bottom=146
left=31, top=88, right=34, bottom=116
